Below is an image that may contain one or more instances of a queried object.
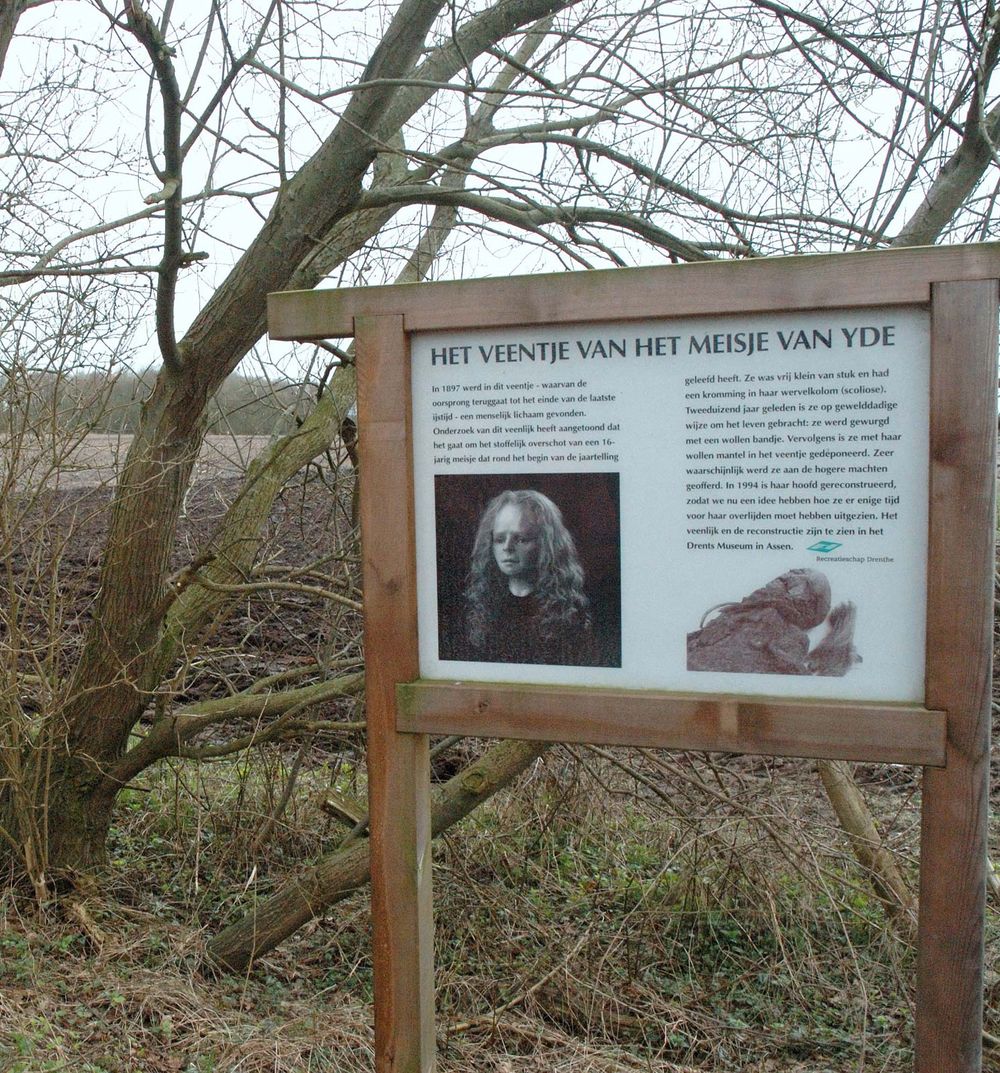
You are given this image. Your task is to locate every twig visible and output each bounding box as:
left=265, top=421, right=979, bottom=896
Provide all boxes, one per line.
left=446, top=931, right=589, bottom=1033
left=189, top=574, right=362, bottom=612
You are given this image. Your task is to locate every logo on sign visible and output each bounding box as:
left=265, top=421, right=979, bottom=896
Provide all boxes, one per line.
left=807, top=540, right=842, bottom=554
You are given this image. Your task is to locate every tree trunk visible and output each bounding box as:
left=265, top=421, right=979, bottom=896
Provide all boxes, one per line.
left=0, top=0, right=28, bottom=75
left=205, top=737, right=549, bottom=973
left=43, top=771, right=117, bottom=880
left=0, top=753, right=118, bottom=887
left=817, top=758, right=916, bottom=931
left=42, top=381, right=208, bottom=876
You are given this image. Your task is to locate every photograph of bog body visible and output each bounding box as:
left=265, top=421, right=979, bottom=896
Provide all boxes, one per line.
left=686, top=568, right=861, bottom=677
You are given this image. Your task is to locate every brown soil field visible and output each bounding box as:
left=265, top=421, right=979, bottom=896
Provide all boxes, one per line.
left=3, top=436, right=358, bottom=705
left=38, top=433, right=273, bottom=489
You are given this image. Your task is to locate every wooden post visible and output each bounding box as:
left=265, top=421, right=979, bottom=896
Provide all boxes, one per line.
left=917, top=279, right=997, bottom=1073
left=356, top=314, right=436, bottom=1073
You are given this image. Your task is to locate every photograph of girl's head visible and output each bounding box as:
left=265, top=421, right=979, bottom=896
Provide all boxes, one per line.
left=464, top=489, right=590, bottom=655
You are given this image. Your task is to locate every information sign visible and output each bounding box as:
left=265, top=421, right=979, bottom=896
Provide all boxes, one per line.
left=412, top=308, right=929, bottom=700
left=268, top=245, right=999, bottom=1073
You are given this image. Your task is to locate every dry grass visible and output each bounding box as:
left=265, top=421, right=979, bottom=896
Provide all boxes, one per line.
left=431, top=750, right=926, bottom=1072
left=2, top=739, right=976, bottom=1072
left=0, top=908, right=375, bottom=1072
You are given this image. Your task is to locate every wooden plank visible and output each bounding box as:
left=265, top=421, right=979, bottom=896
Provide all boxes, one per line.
left=356, top=315, right=436, bottom=1073
left=916, top=280, right=997, bottom=1073
left=268, top=243, right=1000, bottom=339
left=396, top=681, right=946, bottom=765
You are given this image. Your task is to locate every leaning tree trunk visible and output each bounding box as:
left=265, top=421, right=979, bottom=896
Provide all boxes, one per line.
left=206, top=737, right=550, bottom=973
left=39, top=374, right=209, bottom=876
left=817, top=758, right=916, bottom=930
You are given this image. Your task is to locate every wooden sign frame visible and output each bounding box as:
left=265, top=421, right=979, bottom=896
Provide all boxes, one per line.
left=269, top=244, right=999, bottom=1073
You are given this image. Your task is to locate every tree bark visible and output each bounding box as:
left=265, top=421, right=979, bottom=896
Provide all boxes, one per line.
left=892, top=105, right=1000, bottom=248
left=0, top=0, right=30, bottom=76
left=817, top=758, right=916, bottom=930
left=35, top=755, right=119, bottom=879
left=205, top=737, right=549, bottom=973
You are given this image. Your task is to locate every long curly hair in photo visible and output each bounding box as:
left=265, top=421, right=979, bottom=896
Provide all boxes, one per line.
left=464, top=489, right=590, bottom=652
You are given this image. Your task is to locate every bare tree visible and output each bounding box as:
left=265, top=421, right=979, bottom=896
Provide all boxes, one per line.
left=0, top=0, right=998, bottom=951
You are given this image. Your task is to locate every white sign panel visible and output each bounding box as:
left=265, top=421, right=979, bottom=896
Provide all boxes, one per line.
left=411, top=308, right=929, bottom=702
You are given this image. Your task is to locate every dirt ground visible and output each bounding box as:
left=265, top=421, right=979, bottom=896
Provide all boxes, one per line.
left=42, top=433, right=273, bottom=489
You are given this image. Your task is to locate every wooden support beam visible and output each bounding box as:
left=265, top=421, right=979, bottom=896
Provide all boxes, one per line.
left=357, top=315, right=436, bottom=1073
left=916, top=279, right=997, bottom=1073
left=397, top=681, right=946, bottom=765
left=268, top=243, right=1000, bottom=339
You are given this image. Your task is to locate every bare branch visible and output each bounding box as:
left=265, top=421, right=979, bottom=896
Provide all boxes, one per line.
left=186, top=575, right=362, bottom=613
left=355, top=183, right=712, bottom=261
left=751, top=0, right=964, bottom=135
left=122, top=0, right=185, bottom=373
left=102, top=673, right=364, bottom=791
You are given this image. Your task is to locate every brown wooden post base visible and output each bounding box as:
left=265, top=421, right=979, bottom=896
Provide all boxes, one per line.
left=915, top=279, right=996, bottom=1073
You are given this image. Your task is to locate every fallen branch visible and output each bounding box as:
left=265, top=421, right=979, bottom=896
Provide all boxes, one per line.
left=816, top=758, right=916, bottom=932
left=205, top=736, right=549, bottom=973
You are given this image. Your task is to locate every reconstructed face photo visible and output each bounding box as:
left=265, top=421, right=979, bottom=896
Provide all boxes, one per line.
left=434, top=473, right=621, bottom=668
left=491, top=502, right=540, bottom=590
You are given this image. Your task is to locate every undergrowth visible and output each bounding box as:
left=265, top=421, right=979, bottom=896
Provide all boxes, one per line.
left=4, top=741, right=995, bottom=1072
